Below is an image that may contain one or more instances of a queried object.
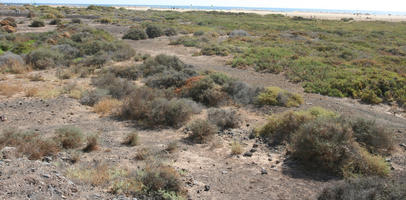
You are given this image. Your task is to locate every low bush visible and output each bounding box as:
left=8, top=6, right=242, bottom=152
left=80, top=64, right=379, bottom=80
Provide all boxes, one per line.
left=187, top=119, right=218, bottom=144
left=29, top=20, right=45, bottom=27
left=360, top=89, right=383, bottom=104
left=138, top=54, right=193, bottom=77
left=257, top=86, right=304, bottom=107
left=208, top=108, right=241, bottom=130
left=257, top=107, right=337, bottom=145
left=120, top=87, right=201, bottom=128
left=80, top=88, right=110, bottom=106
left=26, top=48, right=63, bottom=69
left=146, top=25, right=163, bottom=38
left=49, top=18, right=62, bottom=25
left=181, top=77, right=229, bottom=106
left=99, top=18, right=113, bottom=24
left=92, top=73, right=136, bottom=99
left=345, top=117, right=394, bottom=155
left=201, top=45, right=230, bottom=56
left=193, top=31, right=204, bottom=36
left=93, top=98, right=122, bottom=116
left=71, top=18, right=81, bottom=24
left=145, top=69, right=196, bottom=89
left=229, top=30, right=250, bottom=37
left=111, top=43, right=136, bottom=62
left=122, top=132, right=139, bottom=147
left=166, top=141, right=178, bottom=153
left=223, top=80, right=262, bottom=105
left=0, top=128, right=59, bottom=160
left=54, top=126, right=84, bottom=149
left=0, top=52, right=27, bottom=73
left=122, top=28, right=147, bottom=40
left=164, top=27, right=177, bottom=36
left=290, top=118, right=389, bottom=177
left=83, top=134, right=99, bottom=152
left=106, top=65, right=139, bottom=80
left=318, top=177, right=406, bottom=200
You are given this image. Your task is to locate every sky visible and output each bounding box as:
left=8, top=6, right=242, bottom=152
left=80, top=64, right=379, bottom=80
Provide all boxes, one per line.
left=2, top=0, right=406, bottom=12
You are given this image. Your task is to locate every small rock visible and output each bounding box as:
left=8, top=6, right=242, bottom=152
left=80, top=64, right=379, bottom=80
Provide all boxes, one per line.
left=243, top=152, right=253, bottom=157
left=1, top=146, right=17, bottom=159
left=221, top=170, right=228, bottom=174
left=0, top=115, right=6, bottom=121
left=252, top=144, right=258, bottom=148
left=268, top=158, right=272, bottom=161
left=271, top=165, right=276, bottom=168
left=400, top=143, right=406, bottom=150
left=385, top=158, right=391, bottom=162
left=276, top=160, right=280, bottom=164
left=261, top=168, right=268, bottom=175
left=204, top=185, right=210, bottom=191
left=41, top=174, right=51, bottom=178
left=250, top=148, right=257, bottom=153
left=43, top=156, right=52, bottom=163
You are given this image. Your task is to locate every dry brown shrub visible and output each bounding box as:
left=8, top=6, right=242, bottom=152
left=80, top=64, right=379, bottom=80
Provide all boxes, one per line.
left=93, top=98, right=122, bottom=116
left=25, top=87, right=39, bottom=97
left=0, top=83, right=22, bottom=97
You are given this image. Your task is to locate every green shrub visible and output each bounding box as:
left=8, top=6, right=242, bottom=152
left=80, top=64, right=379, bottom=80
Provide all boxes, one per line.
left=54, top=126, right=84, bottom=149
left=26, top=48, right=63, bottom=69
left=361, top=89, right=383, bottom=104
left=71, top=18, right=81, bottom=24
left=106, top=65, right=139, bottom=80
left=223, top=80, right=262, bottom=105
left=290, top=118, right=390, bottom=177
left=181, top=77, right=229, bottom=106
left=29, top=20, right=45, bottom=27
left=318, top=177, right=406, bottom=200
left=141, top=165, right=186, bottom=198
left=92, top=73, right=136, bottom=99
left=122, top=28, right=147, bottom=40
left=257, top=86, right=304, bottom=107
left=111, top=43, right=136, bottom=62
left=201, top=45, right=230, bottom=56
left=257, top=107, right=337, bottom=145
left=164, top=27, right=177, bottom=36
left=99, top=18, right=113, bottom=24
left=49, top=18, right=62, bottom=25
left=209, top=72, right=233, bottom=85
left=145, top=70, right=196, bottom=89
left=138, top=54, right=192, bottom=77
left=187, top=119, right=218, bottom=144
left=208, top=108, right=241, bottom=130
left=146, top=25, right=163, bottom=38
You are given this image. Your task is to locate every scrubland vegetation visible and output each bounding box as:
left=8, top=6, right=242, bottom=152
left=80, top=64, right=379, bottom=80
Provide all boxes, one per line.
left=0, top=4, right=405, bottom=200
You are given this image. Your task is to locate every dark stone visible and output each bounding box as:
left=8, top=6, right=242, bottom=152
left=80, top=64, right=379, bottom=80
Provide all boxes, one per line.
left=204, top=185, right=210, bottom=191
left=243, top=152, right=253, bottom=157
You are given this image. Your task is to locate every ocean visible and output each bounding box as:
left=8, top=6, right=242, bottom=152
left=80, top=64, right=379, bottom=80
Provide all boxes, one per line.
left=3, top=3, right=406, bottom=16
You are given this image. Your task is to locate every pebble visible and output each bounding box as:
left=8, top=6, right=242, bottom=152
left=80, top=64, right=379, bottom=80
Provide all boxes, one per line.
left=204, top=185, right=210, bottom=191
left=250, top=148, right=257, bottom=153
left=41, top=174, right=51, bottom=178
left=243, top=152, right=253, bottom=157
left=261, top=168, right=268, bottom=175
left=221, top=170, right=228, bottom=174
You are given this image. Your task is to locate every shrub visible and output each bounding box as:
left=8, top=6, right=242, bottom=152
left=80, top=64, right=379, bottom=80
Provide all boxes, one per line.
left=0, top=17, right=17, bottom=27
left=49, top=18, right=62, bottom=25
left=80, top=88, right=110, bottom=106
left=138, top=54, right=192, bottom=77
left=93, top=98, right=122, bottom=116
left=111, top=43, right=136, bottom=62
left=29, top=20, right=45, bottom=27
left=146, top=25, right=163, bottom=38
left=0, top=83, right=22, bottom=97
left=122, top=28, right=147, bottom=40
left=209, top=72, right=233, bottom=85
left=229, top=30, right=250, bottom=37
left=145, top=70, right=196, bottom=89
left=318, top=177, right=406, bottom=200
left=106, top=65, right=139, bottom=80
left=71, top=18, right=81, bottom=24
left=99, top=18, right=112, bottom=24
left=360, top=89, right=383, bottom=104
left=257, top=86, right=304, bottom=107
left=26, top=48, right=63, bottom=69
left=166, top=141, right=178, bottom=153
left=54, top=126, right=84, bottom=149
left=147, top=98, right=199, bottom=128
left=141, top=165, right=185, bottom=197
left=208, top=108, right=241, bottom=130
left=223, top=80, right=261, bottom=105
left=164, top=27, right=177, bottom=36
left=231, top=140, right=243, bottom=155
left=181, top=77, right=229, bottom=106
left=83, top=134, right=99, bottom=152
left=201, top=45, right=230, bottom=56
left=187, top=119, right=218, bottom=144
left=193, top=31, right=204, bottom=36
left=290, top=118, right=389, bottom=177
left=51, top=44, right=80, bottom=61
left=0, top=129, right=60, bottom=160
left=122, top=132, right=139, bottom=146
left=92, top=73, right=136, bottom=99
left=257, top=107, right=337, bottom=145
left=0, top=52, right=26, bottom=73
left=345, top=117, right=394, bottom=155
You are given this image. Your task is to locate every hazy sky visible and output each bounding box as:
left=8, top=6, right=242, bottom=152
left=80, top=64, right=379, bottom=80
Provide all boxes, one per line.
left=3, top=0, right=406, bottom=12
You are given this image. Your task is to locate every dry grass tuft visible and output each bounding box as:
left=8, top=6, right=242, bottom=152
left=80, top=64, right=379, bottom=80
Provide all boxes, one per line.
left=0, top=83, right=22, bottom=97
left=230, top=140, right=243, bottom=155
left=25, top=87, right=39, bottom=97
left=93, top=98, right=122, bottom=116
left=122, top=132, right=139, bottom=147
left=83, top=134, right=99, bottom=152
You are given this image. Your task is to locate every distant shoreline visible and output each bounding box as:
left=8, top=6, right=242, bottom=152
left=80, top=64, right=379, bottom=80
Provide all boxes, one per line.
left=3, top=3, right=406, bottom=22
